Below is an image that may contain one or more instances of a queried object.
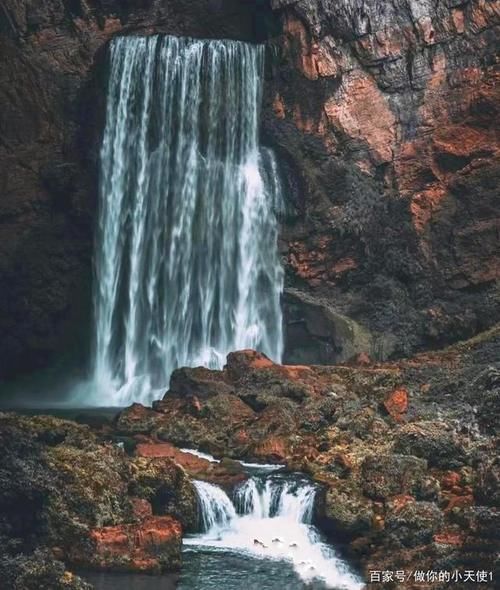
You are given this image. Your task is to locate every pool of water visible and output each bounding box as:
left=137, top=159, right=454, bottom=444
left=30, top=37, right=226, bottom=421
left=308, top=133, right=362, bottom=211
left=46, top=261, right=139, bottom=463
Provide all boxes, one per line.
left=84, top=547, right=333, bottom=590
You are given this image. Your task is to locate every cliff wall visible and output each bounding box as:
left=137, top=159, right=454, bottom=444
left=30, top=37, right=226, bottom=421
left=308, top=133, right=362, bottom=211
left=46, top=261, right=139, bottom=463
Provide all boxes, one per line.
left=264, top=0, right=499, bottom=363
left=0, top=0, right=499, bottom=379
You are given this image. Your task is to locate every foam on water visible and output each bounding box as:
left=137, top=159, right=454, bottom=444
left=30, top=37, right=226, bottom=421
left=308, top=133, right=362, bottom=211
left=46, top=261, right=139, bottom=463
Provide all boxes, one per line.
left=187, top=477, right=363, bottom=590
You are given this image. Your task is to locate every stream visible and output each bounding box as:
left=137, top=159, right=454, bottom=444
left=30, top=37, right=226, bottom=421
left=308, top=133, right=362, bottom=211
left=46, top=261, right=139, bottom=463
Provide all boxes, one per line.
left=85, top=458, right=363, bottom=590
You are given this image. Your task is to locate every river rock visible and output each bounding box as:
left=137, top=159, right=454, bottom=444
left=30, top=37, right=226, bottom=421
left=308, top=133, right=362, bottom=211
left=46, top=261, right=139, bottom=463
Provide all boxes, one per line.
left=0, top=413, right=189, bottom=576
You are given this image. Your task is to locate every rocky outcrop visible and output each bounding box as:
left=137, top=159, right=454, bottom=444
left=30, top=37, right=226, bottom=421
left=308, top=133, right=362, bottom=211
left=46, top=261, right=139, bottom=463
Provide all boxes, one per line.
left=112, top=330, right=500, bottom=587
left=264, top=0, right=500, bottom=362
left=0, top=413, right=198, bottom=579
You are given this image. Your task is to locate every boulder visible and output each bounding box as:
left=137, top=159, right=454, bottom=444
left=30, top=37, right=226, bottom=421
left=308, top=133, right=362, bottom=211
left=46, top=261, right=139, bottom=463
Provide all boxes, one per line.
left=129, top=457, right=198, bottom=530
left=319, top=485, right=374, bottom=538
left=115, top=404, right=162, bottom=435
left=393, top=421, right=467, bottom=469
left=385, top=500, right=444, bottom=547
left=168, top=367, right=234, bottom=398
left=361, top=454, right=428, bottom=500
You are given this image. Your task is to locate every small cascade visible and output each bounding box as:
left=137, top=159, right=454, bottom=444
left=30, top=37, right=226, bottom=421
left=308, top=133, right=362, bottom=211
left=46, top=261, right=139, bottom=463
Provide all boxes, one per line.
left=189, top=473, right=363, bottom=589
left=234, top=475, right=316, bottom=522
left=193, top=480, right=237, bottom=534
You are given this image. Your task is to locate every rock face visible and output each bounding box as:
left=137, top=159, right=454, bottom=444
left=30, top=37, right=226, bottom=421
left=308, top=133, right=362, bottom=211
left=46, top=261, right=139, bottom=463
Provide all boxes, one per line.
left=0, top=0, right=273, bottom=380
left=263, top=0, right=500, bottom=363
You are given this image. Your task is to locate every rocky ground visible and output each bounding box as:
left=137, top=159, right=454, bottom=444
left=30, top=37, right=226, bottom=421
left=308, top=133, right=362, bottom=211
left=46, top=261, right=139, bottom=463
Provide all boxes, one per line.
left=1, top=326, right=498, bottom=589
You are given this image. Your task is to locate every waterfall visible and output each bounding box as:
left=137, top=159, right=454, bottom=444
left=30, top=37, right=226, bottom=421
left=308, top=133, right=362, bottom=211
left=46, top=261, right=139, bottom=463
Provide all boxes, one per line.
left=193, top=480, right=237, bottom=534
left=92, top=35, right=284, bottom=405
left=189, top=474, right=363, bottom=589
left=234, top=476, right=316, bottom=522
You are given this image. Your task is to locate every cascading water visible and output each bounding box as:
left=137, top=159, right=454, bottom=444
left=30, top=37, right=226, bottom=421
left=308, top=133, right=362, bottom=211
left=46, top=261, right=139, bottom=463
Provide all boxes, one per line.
left=187, top=475, right=363, bottom=590
left=92, top=35, right=284, bottom=405
left=194, top=480, right=237, bottom=533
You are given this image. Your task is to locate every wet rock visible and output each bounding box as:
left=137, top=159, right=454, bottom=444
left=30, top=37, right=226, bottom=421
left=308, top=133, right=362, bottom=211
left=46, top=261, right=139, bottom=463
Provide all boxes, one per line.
left=361, top=454, right=428, bottom=500
left=115, top=404, right=162, bottom=435
left=393, top=421, right=467, bottom=469
left=319, top=485, right=374, bottom=538
left=129, top=457, right=197, bottom=530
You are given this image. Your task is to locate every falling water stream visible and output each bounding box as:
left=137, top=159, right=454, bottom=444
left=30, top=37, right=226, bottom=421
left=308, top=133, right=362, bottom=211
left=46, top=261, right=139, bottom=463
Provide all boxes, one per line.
left=184, top=472, right=363, bottom=590
left=92, top=35, right=284, bottom=405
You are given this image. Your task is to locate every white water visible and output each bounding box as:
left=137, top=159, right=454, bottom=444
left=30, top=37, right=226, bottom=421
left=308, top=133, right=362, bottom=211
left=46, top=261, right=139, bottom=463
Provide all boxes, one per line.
left=193, top=480, right=237, bottom=532
left=179, top=448, right=283, bottom=471
left=180, top=448, right=221, bottom=463
left=91, top=35, right=284, bottom=405
left=188, top=477, right=363, bottom=590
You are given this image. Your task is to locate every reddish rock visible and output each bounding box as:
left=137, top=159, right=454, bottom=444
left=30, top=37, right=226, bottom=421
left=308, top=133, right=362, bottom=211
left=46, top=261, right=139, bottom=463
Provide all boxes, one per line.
left=433, top=531, right=464, bottom=546
left=131, top=498, right=153, bottom=521
left=226, top=350, right=275, bottom=377
left=441, top=471, right=461, bottom=490
left=135, top=442, right=245, bottom=487
left=383, top=387, right=408, bottom=421
left=86, top=516, right=182, bottom=573
left=444, top=495, right=474, bottom=513
left=253, top=436, right=289, bottom=463
left=324, top=71, right=396, bottom=165
left=265, top=0, right=500, bottom=364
